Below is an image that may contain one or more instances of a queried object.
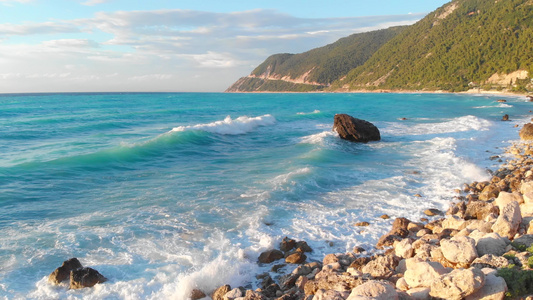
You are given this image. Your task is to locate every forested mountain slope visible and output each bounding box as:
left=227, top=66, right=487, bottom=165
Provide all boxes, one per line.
left=334, top=0, right=533, bottom=92
left=225, top=27, right=406, bottom=92
left=227, top=0, right=533, bottom=93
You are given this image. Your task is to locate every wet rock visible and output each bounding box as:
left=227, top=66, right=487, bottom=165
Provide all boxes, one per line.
left=48, top=258, right=83, bottom=285
left=258, top=250, right=284, bottom=263
left=190, top=289, right=207, bottom=300
left=285, top=252, right=307, bottom=264
left=347, top=280, right=398, bottom=300
left=355, top=221, right=370, bottom=227
left=424, top=209, right=442, bottom=216
left=280, top=237, right=296, bottom=252
left=429, top=268, right=485, bottom=300
left=213, top=285, right=232, bottom=300
left=295, top=241, right=313, bottom=253
left=224, top=288, right=243, bottom=300
left=502, top=114, right=509, bottom=121
left=333, top=114, right=381, bottom=143
left=69, top=267, right=107, bottom=289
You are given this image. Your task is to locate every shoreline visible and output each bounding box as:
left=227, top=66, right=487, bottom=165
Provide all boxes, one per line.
left=200, top=124, right=533, bottom=299
left=225, top=89, right=532, bottom=99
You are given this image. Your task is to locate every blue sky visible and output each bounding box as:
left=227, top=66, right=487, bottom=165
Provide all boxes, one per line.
left=0, top=0, right=449, bottom=92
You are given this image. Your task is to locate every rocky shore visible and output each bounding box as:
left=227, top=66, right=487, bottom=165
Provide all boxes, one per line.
left=193, top=127, right=533, bottom=299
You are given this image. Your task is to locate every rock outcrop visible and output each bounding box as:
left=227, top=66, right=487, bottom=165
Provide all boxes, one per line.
left=69, top=267, right=107, bottom=289
left=333, top=114, right=381, bottom=143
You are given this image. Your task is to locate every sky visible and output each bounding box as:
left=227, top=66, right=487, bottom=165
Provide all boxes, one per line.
left=0, top=0, right=450, bottom=93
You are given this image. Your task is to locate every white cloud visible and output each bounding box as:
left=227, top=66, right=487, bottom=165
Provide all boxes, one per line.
left=0, top=8, right=425, bottom=92
left=81, top=0, right=111, bottom=6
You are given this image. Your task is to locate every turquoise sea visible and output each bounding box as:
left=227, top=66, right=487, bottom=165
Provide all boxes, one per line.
left=0, top=92, right=530, bottom=299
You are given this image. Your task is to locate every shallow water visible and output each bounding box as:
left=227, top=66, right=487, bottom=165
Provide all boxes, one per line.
left=0, top=92, right=530, bottom=299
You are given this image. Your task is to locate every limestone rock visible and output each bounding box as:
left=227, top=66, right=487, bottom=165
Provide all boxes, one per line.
left=48, top=258, right=83, bottom=285
left=512, top=234, right=533, bottom=248
left=224, top=288, right=243, bottom=300
left=440, top=236, right=478, bottom=264
left=466, top=201, right=499, bottom=220
left=429, top=268, right=485, bottom=300
left=476, top=233, right=508, bottom=257
left=333, top=114, right=380, bottom=143
left=491, top=201, right=522, bottom=239
left=361, top=255, right=398, bottom=278
left=406, top=287, right=431, bottom=300
left=479, top=185, right=501, bottom=201
left=465, top=268, right=507, bottom=300
left=442, top=215, right=467, bottom=230
left=315, top=289, right=350, bottom=300
left=212, top=285, right=232, bottom=300
left=404, top=258, right=448, bottom=288
left=520, top=181, right=533, bottom=195
left=190, top=289, right=207, bottom=300
left=304, top=272, right=362, bottom=294
left=347, top=280, right=398, bottom=300
left=69, top=267, right=107, bottom=289
left=519, top=123, right=533, bottom=140
left=395, top=238, right=415, bottom=259
left=285, top=252, right=307, bottom=264
left=258, top=250, right=284, bottom=263
left=471, top=254, right=510, bottom=269
left=495, top=191, right=523, bottom=209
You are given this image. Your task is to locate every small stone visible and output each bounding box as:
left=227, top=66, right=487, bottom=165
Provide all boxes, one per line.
left=380, top=214, right=390, bottom=219
left=355, top=221, right=370, bottom=227
left=414, top=194, right=422, bottom=198
left=280, top=237, right=296, bottom=252
left=285, top=252, right=306, bottom=264
left=258, top=250, right=284, bottom=263
left=424, top=209, right=442, bottom=216
left=190, top=289, right=207, bottom=300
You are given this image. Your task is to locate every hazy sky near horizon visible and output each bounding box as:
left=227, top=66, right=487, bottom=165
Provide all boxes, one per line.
left=0, top=0, right=449, bottom=93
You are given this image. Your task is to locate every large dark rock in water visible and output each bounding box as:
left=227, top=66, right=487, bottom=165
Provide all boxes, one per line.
left=333, top=114, right=380, bottom=143
left=69, top=267, right=107, bottom=289
left=48, top=258, right=83, bottom=285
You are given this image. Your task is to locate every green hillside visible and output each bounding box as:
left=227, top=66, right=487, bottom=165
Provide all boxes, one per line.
left=334, top=0, right=533, bottom=92
left=226, top=27, right=406, bottom=92
left=227, top=0, right=533, bottom=93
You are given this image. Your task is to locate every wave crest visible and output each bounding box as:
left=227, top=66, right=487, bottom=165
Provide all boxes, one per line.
left=171, top=115, right=276, bottom=135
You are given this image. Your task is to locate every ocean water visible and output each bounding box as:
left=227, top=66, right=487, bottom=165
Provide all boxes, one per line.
left=0, top=92, right=530, bottom=299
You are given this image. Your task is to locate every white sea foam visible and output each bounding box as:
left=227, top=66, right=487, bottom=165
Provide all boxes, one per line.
left=383, top=115, right=492, bottom=136
left=297, top=110, right=321, bottom=115
left=474, top=103, right=513, bottom=108
left=171, top=114, right=276, bottom=135
left=299, top=131, right=338, bottom=145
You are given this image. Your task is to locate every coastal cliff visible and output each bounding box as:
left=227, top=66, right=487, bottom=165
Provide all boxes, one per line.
left=227, top=0, right=533, bottom=93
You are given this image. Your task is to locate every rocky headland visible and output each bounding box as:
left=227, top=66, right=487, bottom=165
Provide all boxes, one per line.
left=191, top=124, right=533, bottom=299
